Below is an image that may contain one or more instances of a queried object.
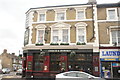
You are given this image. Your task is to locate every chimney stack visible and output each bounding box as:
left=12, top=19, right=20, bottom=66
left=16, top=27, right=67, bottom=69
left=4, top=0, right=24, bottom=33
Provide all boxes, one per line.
left=88, top=0, right=97, bottom=4
left=3, top=49, right=7, bottom=53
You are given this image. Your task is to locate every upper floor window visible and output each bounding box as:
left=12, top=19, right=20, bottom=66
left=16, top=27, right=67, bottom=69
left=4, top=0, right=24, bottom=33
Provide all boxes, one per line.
left=77, top=11, right=85, bottom=19
left=77, top=28, right=85, bottom=43
left=50, top=23, right=71, bottom=43
left=107, top=8, right=117, bottom=20
left=38, top=30, right=44, bottom=43
left=75, top=22, right=87, bottom=43
left=39, top=14, right=45, bottom=21
left=111, top=30, right=120, bottom=45
left=62, top=29, right=68, bottom=42
left=35, top=24, right=46, bottom=44
left=57, top=13, right=65, bottom=20
left=53, top=30, right=59, bottom=42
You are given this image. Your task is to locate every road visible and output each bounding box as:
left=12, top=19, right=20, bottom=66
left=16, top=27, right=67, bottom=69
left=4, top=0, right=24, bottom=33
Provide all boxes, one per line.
left=0, top=72, right=24, bottom=80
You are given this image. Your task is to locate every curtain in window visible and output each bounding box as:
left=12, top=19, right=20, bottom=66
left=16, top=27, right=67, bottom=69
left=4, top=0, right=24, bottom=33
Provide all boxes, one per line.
left=78, top=28, right=85, bottom=43
left=77, top=11, right=84, bottom=19
left=38, top=30, right=44, bottom=43
left=53, top=30, right=59, bottom=42
left=57, top=13, right=64, bottom=20
left=108, top=10, right=115, bottom=19
left=62, top=29, right=68, bottom=42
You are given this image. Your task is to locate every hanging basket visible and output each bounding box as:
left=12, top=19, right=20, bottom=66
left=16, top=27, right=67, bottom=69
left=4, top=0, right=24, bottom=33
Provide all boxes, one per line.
left=70, top=51, right=76, bottom=57
left=40, top=51, right=46, bottom=56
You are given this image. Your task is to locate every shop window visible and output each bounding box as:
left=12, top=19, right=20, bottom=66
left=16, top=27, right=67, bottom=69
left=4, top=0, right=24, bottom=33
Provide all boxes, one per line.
left=33, top=54, right=44, bottom=71
left=50, top=53, right=61, bottom=71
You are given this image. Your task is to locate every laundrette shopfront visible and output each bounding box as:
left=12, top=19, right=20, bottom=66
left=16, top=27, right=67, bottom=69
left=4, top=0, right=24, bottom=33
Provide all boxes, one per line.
left=100, top=47, right=120, bottom=78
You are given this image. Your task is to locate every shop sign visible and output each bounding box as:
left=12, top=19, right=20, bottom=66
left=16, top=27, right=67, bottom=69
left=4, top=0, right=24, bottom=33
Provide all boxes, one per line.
left=100, top=49, right=120, bottom=61
left=100, top=49, right=120, bottom=58
left=48, top=50, right=71, bottom=52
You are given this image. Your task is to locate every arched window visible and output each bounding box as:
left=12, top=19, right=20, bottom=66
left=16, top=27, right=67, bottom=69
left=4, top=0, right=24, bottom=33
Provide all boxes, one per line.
left=35, top=24, right=46, bottom=44
left=75, top=22, right=87, bottom=43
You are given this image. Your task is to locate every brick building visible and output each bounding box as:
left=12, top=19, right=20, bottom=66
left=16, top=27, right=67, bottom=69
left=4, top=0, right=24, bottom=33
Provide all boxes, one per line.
left=22, top=0, right=120, bottom=78
left=0, top=49, right=22, bottom=71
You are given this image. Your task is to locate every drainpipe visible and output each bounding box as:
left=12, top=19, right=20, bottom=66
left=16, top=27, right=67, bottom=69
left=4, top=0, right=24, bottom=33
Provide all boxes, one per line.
left=90, top=3, right=95, bottom=41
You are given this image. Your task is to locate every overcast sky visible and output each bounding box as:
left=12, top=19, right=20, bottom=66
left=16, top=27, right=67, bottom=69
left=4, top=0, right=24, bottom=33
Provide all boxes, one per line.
left=0, top=0, right=119, bottom=55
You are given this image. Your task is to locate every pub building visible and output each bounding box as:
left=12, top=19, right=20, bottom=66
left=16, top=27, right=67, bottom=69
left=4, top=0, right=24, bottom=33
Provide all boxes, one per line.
left=22, top=0, right=120, bottom=79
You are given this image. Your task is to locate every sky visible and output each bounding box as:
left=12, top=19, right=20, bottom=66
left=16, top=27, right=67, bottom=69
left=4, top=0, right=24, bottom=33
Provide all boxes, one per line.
left=0, top=0, right=119, bottom=55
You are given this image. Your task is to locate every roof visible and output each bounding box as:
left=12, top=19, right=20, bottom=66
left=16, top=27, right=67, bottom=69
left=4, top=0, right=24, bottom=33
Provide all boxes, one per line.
left=26, top=2, right=120, bottom=14
left=26, top=3, right=89, bottom=13
left=97, top=2, right=120, bottom=8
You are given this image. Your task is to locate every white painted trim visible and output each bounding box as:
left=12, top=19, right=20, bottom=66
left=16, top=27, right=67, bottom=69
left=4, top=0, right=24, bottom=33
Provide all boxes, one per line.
left=37, top=10, right=47, bottom=22
left=106, top=8, right=118, bottom=20
left=35, top=24, right=47, bottom=44
left=55, top=9, right=67, bottom=21
left=109, top=26, right=120, bottom=45
left=75, top=8, right=86, bottom=20
left=26, top=5, right=92, bottom=14
left=32, top=19, right=93, bottom=24
left=75, top=22, right=87, bottom=43
left=50, top=22, right=71, bottom=44
left=97, top=20, right=119, bottom=22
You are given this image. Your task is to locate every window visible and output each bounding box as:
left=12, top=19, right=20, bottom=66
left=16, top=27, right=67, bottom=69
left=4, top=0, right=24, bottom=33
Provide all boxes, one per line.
left=53, top=30, right=59, bottom=42
left=77, top=11, right=85, bottom=19
left=57, top=13, right=65, bottom=20
left=78, top=28, right=85, bottom=43
left=35, top=24, right=46, bottom=44
left=75, top=22, right=87, bottom=43
left=33, top=54, right=44, bottom=71
left=107, top=8, right=117, bottom=20
left=37, top=30, right=44, bottom=43
left=39, top=14, right=45, bottom=21
left=50, top=23, right=71, bottom=43
left=62, top=29, right=68, bottom=42
left=111, top=30, right=120, bottom=45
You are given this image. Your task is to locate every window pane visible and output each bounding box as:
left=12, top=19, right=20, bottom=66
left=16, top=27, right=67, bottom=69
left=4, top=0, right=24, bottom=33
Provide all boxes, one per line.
left=78, top=36, right=84, bottom=42
left=53, top=36, right=58, bottom=42
left=108, top=10, right=115, bottom=19
left=57, top=13, right=64, bottom=20
left=53, top=30, right=59, bottom=42
left=78, top=28, right=85, bottom=43
left=118, top=31, right=120, bottom=37
left=78, top=11, right=84, bottom=19
left=38, top=30, right=44, bottom=43
left=78, top=28, right=84, bottom=35
left=40, top=14, right=45, bottom=21
left=62, top=29, right=68, bottom=42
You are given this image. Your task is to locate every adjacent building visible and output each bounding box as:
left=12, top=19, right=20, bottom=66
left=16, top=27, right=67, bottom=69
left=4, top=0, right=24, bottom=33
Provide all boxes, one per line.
left=22, top=0, right=120, bottom=79
left=0, top=49, right=22, bottom=71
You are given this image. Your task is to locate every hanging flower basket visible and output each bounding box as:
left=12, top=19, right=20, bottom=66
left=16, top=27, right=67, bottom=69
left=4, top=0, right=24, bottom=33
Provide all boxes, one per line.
left=70, top=51, right=76, bottom=57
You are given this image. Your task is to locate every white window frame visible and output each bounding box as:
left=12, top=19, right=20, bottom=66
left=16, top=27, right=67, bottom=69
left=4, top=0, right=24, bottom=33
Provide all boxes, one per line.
left=37, top=10, right=46, bottom=22
left=55, top=9, right=66, bottom=21
left=109, top=26, right=120, bottom=46
left=106, top=8, right=118, bottom=20
left=75, top=22, right=87, bottom=43
left=35, top=24, right=46, bottom=44
left=50, top=22, right=71, bottom=44
left=75, top=8, right=86, bottom=20
left=39, top=14, right=45, bottom=21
